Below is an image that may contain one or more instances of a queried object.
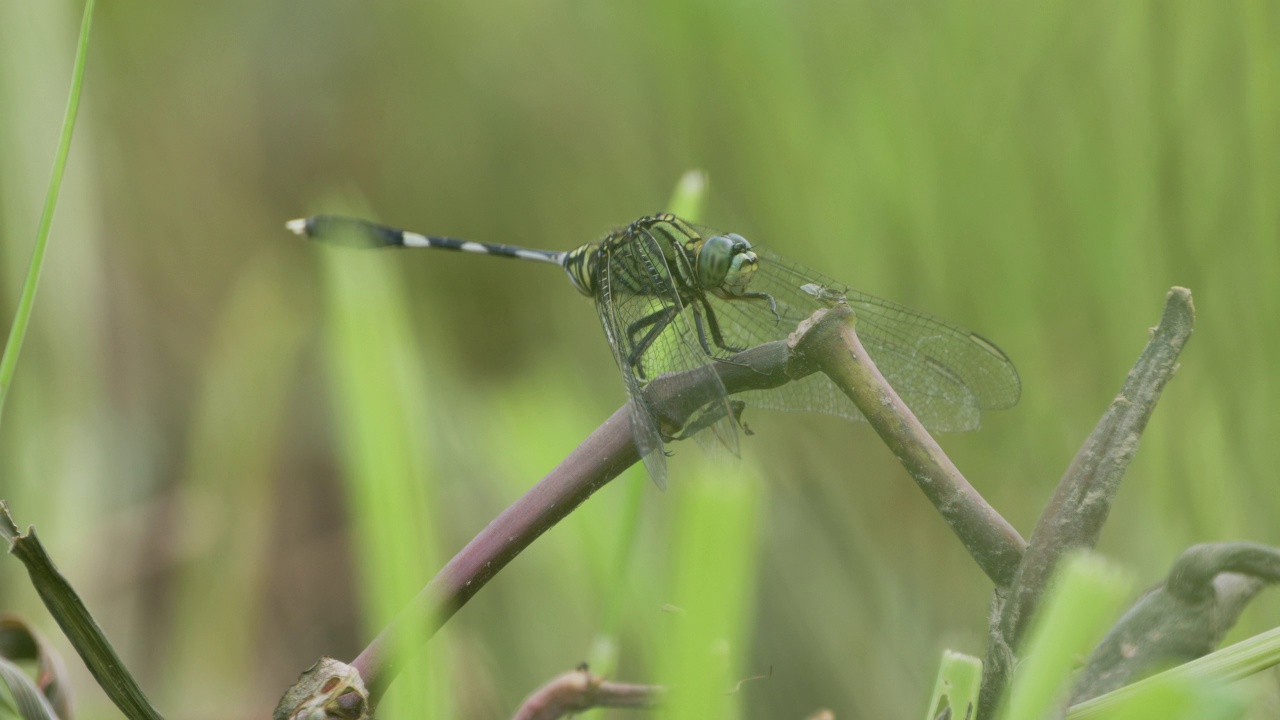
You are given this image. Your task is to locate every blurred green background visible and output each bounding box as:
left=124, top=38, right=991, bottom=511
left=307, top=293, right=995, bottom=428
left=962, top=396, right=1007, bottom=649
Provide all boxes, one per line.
left=2, top=1, right=1278, bottom=718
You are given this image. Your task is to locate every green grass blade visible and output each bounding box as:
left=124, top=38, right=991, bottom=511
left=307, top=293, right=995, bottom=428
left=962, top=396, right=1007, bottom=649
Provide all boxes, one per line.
left=926, top=651, right=982, bottom=720
left=0, top=0, right=94, bottom=427
left=658, top=457, right=761, bottom=720
left=1068, top=676, right=1244, bottom=720
left=1066, top=626, right=1280, bottom=719
left=0, top=655, right=58, bottom=720
left=667, top=169, right=709, bottom=221
left=1000, top=553, right=1131, bottom=720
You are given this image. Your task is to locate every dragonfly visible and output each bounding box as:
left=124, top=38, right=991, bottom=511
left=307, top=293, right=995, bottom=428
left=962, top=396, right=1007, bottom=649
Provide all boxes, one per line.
left=287, top=213, right=1021, bottom=489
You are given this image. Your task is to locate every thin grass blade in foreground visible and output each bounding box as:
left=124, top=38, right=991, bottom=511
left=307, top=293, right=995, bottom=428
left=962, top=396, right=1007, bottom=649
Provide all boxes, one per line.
left=1, top=503, right=164, bottom=720
left=1064, top=620, right=1280, bottom=712
left=0, top=654, right=60, bottom=720
left=0, top=616, right=71, bottom=719
left=1065, top=626, right=1280, bottom=719
left=0, top=0, right=95, bottom=427
left=1074, top=682, right=1244, bottom=720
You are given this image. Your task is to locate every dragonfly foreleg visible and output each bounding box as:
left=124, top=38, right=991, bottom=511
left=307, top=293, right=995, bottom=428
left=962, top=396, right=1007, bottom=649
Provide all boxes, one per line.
left=741, top=291, right=780, bottom=323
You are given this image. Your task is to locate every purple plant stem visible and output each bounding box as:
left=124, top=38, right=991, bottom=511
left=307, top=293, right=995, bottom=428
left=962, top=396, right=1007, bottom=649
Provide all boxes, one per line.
left=511, top=667, right=660, bottom=720
left=350, top=405, right=638, bottom=703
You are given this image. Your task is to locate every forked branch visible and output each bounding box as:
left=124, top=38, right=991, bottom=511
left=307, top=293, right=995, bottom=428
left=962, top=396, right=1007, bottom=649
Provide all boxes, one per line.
left=786, top=305, right=1028, bottom=587
left=278, top=306, right=1027, bottom=715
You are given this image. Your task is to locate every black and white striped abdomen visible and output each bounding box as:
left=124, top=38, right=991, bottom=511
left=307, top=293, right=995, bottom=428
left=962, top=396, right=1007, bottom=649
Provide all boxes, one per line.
left=287, top=215, right=565, bottom=265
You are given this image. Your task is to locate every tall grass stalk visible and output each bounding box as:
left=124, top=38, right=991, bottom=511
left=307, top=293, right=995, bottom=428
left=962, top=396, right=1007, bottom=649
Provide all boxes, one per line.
left=0, top=0, right=94, bottom=427
left=658, top=457, right=762, bottom=720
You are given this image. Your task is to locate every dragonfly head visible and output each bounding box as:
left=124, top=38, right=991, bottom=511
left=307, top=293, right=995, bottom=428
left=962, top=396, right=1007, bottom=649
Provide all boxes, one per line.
left=697, top=233, right=759, bottom=296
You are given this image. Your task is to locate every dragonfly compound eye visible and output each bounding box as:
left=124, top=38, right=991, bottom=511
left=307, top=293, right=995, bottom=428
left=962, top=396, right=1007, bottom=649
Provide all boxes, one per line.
left=696, top=235, right=736, bottom=287
left=720, top=233, right=759, bottom=296
left=697, top=233, right=757, bottom=290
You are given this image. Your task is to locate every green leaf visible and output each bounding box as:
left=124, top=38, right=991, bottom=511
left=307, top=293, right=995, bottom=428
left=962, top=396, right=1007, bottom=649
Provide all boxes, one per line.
left=0, top=656, right=59, bottom=720
left=0, top=617, right=69, bottom=719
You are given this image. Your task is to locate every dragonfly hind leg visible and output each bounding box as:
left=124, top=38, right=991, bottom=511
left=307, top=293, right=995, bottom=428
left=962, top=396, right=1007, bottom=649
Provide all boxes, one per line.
left=625, top=304, right=680, bottom=379
left=670, top=399, right=750, bottom=442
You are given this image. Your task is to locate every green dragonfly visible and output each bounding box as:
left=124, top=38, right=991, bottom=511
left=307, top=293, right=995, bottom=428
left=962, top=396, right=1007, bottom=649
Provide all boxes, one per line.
left=287, top=213, right=1021, bottom=489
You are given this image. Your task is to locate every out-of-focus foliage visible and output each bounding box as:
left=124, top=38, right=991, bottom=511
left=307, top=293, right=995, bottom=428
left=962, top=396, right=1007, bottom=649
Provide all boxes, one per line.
left=1003, top=554, right=1132, bottom=720
left=1, top=1, right=1277, bottom=718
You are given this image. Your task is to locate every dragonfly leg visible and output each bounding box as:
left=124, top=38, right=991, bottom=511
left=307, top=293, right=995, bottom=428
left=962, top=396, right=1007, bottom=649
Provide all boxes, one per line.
left=689, top=303, right=750, bottom=369
left=626, top=304, right=679, bottom=379
left=741, top=291, right=780, bottom=323
left=733, top=399, right=754, bottom=436
left=698, top=295, right=746, bottom=354
left=691, top=303, right=715, bottom=356
left=670, top=398, right=750, bottom=444
left=670, top=398, right=729, bottom=440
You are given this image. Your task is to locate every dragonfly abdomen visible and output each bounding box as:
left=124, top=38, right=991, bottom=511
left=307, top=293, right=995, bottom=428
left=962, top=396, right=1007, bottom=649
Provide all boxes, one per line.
left=287, top=215, right=565, bottom=265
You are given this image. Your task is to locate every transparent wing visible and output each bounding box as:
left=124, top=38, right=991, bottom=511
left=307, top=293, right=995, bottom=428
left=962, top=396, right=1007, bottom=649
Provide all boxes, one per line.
left=593, top=227, right=740, bottom=489
left=691, top=231, right=1021, bottom=431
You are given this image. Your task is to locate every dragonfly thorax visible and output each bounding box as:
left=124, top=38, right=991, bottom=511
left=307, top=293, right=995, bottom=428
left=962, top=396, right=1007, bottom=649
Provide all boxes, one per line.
left=696, top=233, right=760, bottom=299
left=562, top=242, right=601, bottom=298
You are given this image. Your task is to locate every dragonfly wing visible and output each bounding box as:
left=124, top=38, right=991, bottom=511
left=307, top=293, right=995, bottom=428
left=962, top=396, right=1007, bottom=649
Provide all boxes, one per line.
left=594, top=266, right=668, bottom=489
left=594, top=226, right=740, bottom=488
left=693, top=241, right=1021, bottom=431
